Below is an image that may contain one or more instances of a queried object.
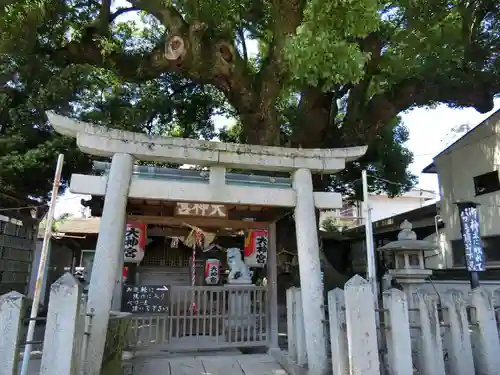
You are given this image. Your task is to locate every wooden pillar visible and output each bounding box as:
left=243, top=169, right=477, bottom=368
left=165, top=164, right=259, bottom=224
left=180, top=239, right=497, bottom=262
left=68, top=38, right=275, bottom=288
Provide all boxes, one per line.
left=267, top=222, right=279, bottom=348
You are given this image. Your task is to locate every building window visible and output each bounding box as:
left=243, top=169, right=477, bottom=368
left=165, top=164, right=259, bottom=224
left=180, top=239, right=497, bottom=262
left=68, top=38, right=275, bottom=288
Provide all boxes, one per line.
left=482, top=236, right=500, bottom=263
left=452, top=236, right=500, bottom=266
left=473, top=171, right=500, bottom=196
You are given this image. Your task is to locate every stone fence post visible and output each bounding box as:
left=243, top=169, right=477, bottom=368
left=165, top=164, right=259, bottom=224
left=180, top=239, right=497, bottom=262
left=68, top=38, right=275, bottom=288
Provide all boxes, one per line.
left=469, top=287, right=500, bottom=375
left=293, top=288, right=307, bottom=366
left=285, top=287, right=307, bottom=366
left=286, top=287, right=297, bottom=361
left=327, top=288, right=349, bottom=375
left=344, top=275, right=380, bottom=375
left=0, top=291, right=25, bottom=375
left=382, top=288, right=413, bottom=375
left=40, top=273, right=84, bottom=375
left=414, top=291, right=445, bottom=375
left=441, top=290, right=474, bottom=375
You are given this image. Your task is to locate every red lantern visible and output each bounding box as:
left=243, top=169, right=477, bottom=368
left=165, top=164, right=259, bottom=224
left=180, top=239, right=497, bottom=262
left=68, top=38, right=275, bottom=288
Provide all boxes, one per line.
left=122, top=266, right=129, bottom=284
left=205, top=258, right=220, bottom=284
left=243, top=230, right=268, bottom=268
left=124, top=223, right=147, bottom=263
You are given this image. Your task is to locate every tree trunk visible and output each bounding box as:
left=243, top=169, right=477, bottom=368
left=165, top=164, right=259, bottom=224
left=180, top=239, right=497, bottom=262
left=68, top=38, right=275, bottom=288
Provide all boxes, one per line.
left=276, top=214, right=349, bottom=296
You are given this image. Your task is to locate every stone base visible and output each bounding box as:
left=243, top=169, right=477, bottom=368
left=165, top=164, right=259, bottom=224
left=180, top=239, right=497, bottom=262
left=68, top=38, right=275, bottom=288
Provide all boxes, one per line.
left=227, top=279, right=253, bottom=285
left=389, top=268, right=432, bottom=283
left=224, top=284, right=256, bottom=329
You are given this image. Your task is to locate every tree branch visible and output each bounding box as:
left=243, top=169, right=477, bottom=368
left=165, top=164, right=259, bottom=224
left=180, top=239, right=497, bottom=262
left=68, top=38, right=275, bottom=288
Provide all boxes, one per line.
left=127, top=0, right=187, bottom=32
left=109, top=7, right=140, bottom=22
left=239, top=0, right=306, bottom=145
left=292, top=87, right=335, bottom=148
left=237, top=28, right=248, bottom=61
left=342, top=71, right=500, bottom=146
left=38, top=2, right=257, bottom=130
left=99, top=0, right=112, bottom=31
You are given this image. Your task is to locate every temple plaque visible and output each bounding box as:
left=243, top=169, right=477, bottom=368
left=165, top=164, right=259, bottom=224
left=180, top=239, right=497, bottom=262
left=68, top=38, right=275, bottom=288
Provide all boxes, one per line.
left=175, top=202, right=227, bottom=217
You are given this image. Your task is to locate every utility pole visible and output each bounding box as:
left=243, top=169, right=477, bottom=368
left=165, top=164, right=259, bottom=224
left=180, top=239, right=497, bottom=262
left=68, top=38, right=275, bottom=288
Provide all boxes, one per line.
left=362, top=170, right=378, bottom=302
left=20, top=154, right=64, bottom=375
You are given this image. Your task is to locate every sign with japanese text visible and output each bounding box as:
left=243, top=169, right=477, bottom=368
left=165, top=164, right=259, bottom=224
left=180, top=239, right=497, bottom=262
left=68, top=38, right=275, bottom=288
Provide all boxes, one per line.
left=124, top=223, right=147, bottom=263
left=205, top=258, right=220, bottom=285
left=175, top=203, right=227, bottom=217
left=243, top=230, right=268, bottom=268
left=121, top=285, right=169, bottom=313
left=457, top=202, right=485, bottom=272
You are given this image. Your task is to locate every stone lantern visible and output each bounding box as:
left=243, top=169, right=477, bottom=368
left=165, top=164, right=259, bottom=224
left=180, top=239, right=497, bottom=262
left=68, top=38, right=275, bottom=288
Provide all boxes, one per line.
left=378, top=219, right=437, bottom=297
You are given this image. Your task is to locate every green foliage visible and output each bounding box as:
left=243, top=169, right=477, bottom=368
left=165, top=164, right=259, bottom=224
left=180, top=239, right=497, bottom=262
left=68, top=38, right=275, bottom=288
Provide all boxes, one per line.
left=0, top=0, right=498, bottom=201
left=330, top=115, right=417, bottom=198
left=321, top=217, right=346, bottom=233
left=285, top=0, right=380, bottom=89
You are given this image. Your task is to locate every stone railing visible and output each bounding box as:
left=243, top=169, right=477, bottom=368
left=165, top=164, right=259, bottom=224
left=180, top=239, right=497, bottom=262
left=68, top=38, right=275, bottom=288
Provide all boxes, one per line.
left=0, top=273, right=131, bottom=375
left=284, top=275, right=500, bottom=375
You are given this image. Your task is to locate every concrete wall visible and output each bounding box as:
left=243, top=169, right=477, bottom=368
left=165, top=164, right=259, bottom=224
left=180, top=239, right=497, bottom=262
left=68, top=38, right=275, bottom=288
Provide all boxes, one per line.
left=0, top=213, right=37, bottom=295
left=422, top=231, right=447, bottom=270
left=367, top=195, right=433, bottom=222
left=28, top=240, right=74, bottom=307
left=418, top=278, right=500, bottom=296
left=321, top=190, right=435, bottom=228
left=435, top=110, right=500, bottom=268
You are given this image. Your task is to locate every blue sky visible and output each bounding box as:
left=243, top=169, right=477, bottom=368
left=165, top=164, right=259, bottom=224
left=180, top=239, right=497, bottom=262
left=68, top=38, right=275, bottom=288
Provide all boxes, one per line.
left=53, top=3, right=500, bottom=216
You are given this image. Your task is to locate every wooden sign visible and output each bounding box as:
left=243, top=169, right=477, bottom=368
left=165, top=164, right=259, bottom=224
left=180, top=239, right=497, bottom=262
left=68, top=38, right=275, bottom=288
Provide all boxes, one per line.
left=175, top=202, right=227, bottom=218
left=121, top=285, right=169, bottom=313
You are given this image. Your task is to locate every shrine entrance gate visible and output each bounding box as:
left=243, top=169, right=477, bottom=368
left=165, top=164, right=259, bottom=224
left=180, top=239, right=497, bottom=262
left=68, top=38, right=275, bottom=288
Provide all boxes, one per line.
left=127, top=285, right=268, bottom=353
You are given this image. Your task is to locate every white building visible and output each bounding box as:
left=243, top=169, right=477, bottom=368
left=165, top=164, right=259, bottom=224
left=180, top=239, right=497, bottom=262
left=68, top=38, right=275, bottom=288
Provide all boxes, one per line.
left=321, top=188, right=436, bottom=230
left=423, top=108, right=500, bottom=269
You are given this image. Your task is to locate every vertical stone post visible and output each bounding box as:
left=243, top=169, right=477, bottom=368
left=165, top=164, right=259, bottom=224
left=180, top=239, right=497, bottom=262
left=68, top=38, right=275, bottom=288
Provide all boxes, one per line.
left=344, top=275, right=380, bottom=375
left=414, top=291, right=446, bottom=375
left=267, top=221, right=279, bottom=348
left=40, top=273, right=83, bottom=375
left=84, top=152, right=134, bottom=375
left=111, top=257, right=124, bottom=311
left=382, top=288, right=413, bottom=375
left=0, top=291, right=25, bottom=375
left=441, top=290, right=474, bottom=375
left=469, top=287, right=500, bottom=375
left=294, top=288, right=308, bottom=366
left=292, top=168, right=327, bottom=375
left=327, top=288, right=349, bottom=375
left=286, top=287, right=297, bottom=360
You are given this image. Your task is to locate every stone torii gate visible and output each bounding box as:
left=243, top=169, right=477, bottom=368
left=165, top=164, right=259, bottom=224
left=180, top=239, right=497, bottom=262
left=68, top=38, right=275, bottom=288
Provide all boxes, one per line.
left=47, top=112, right=367, bottom=375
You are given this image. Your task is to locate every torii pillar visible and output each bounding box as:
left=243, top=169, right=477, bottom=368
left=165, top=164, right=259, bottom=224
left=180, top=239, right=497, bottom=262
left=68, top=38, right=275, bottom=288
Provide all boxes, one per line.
left=293, top=168, right=328, bottom=375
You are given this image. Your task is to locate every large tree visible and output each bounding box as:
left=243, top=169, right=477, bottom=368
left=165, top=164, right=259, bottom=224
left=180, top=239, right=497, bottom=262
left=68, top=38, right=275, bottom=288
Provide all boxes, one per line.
left=1, top=0, right=498, bottom=288
left=9, top=0, right=500, bottom=198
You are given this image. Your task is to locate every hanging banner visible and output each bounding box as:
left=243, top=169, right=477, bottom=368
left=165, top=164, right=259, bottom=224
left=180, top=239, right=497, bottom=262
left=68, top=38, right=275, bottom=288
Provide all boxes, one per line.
left=124, top=223, right=147, bottom=263
left=243, top=230, right=268, bottom=268
left=205, top=258, right=220, bottom=285
left=457, top=202, right=485, bottom=272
